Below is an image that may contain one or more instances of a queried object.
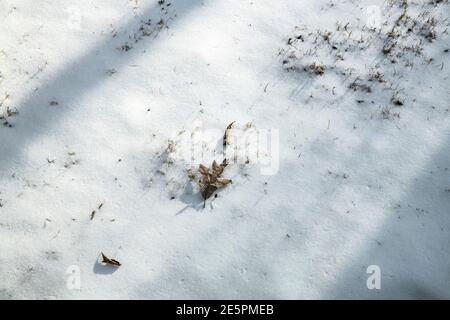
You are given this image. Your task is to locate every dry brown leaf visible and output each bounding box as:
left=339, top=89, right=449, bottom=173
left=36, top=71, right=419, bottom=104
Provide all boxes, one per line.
left=221, top=158, right=228, bottom=168
left=212, top=160, right=225, bottom=176
left=199, top=159, right=232, bottom=208
left=199, top=164, right=209, bottom=176
left=101, top=252, right=121, bottom=267
left=213, top=178, right=232, bottom=188
left=223, top=121, right=235, bottom=147
left=196, top=123, right=236, bottom=208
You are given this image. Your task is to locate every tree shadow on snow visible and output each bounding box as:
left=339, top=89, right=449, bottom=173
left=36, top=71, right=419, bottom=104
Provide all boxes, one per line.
left=146, top=117, right=450, bottom=299
left=323, top=133, right=450, bottom=299
left=0, top=0, right=205, bottom=168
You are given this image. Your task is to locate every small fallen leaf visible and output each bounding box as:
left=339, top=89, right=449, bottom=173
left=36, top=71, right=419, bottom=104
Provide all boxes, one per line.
left=223, top=121, right=235, bottom=148
left=194, top=123, right=237, bottom=207
left=101, top=252, right=121, bottom=267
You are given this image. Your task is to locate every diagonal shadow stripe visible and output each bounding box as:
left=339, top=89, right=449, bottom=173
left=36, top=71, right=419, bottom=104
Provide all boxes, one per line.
left=323, top=132, right=450, bottom=299
left=0, top=0, right=204, bottom=168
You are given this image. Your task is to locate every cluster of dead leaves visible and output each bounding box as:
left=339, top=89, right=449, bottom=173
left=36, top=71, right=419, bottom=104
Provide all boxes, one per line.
left=197, top=122, right=235, bottom=208
left=199, top=159, right=232, bottom=208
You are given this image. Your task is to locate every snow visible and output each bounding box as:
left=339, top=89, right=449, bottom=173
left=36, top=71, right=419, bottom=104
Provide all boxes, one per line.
left=0, top=0, right=449, bottom=299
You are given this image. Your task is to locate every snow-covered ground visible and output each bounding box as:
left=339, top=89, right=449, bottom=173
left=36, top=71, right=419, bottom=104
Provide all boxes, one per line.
left=0, top=0, right=449, bottom=299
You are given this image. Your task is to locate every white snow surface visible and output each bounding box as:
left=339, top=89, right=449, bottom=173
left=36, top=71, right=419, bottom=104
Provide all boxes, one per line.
left=0, top=0, right=449, bottom=299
